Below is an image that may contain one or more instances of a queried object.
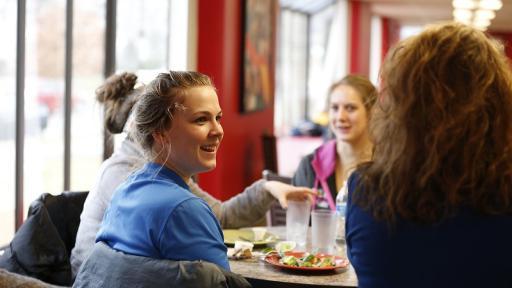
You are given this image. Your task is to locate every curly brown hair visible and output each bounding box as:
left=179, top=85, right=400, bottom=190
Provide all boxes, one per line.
left=356, top=22, right=512, bottom=224
left=96, top=72, right=143, bottom=134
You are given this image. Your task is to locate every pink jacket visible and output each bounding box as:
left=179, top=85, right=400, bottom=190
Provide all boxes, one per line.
left=310, top=140, right=337, bottom=211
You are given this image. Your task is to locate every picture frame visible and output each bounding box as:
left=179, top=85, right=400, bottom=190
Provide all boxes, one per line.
left=240, top=0, right=276, bottom=113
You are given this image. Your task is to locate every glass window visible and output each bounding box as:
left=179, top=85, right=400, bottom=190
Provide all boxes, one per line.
left=275, top=9, right=308, bottom=136
left=400, top=25, right=424, bottom=40
left=114, top=0, right=188, bottom=148
left=0, top=1, right=191, bottom=244
left=24, top=0, right=66, bottom=214
left=70, top=0, right=106, bottom=192
left=0, top=0, right=17, bottom=245
left=307, top=2, right=348, bottom=122
left=116, top=0, right=170, bottom=72
left=275, top=0, right=348, bottom=136
left=369, top=15, right=383, bottom=85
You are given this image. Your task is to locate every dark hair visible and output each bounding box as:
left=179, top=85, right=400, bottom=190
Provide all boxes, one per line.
left=327, top=75, right=377, bottom=112
left=96, top=72, right=143, bottom=134
left=356, top=22, right=512, bottom=224
left=131, top=71, right=214, bottom=158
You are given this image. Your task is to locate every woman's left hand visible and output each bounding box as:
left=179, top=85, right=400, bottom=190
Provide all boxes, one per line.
left=263, top=181, right=316, bottom=208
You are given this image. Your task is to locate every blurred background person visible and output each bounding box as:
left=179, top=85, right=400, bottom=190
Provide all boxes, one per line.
left=346, top=22, right=512, bottom=288
left=292, top=75, right=377, bottom=210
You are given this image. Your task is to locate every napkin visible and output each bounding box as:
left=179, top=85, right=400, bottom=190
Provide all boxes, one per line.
left=227, top=240, right=254, bottom=259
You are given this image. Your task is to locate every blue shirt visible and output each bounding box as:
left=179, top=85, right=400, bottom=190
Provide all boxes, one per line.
left=96, top=162, right=229, bottom=270
left=346, top=173, right=512, bottom=288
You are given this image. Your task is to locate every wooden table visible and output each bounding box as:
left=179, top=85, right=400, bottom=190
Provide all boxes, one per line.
left=228, top=226, right=358, bottom=288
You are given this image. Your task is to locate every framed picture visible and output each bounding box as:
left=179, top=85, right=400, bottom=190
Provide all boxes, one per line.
left=240, top=0, right=276, bottom=113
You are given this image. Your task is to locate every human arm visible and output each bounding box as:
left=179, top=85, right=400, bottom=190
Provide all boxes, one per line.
left=189, top=179, right=315, bottom=229
left=189, top=179, right=272, bottom=229
left=263, top=180, right=315, bottom=209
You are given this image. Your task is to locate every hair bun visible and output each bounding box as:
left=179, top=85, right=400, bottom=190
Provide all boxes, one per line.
left=96, top=72, right=141, bottom=134
left=96, top=72, right=138, bottom=103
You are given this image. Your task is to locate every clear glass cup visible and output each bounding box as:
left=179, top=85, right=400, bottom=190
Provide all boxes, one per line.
left=286, top=199, right=311, bottom=247
left=311, top=209, right=337, bottom=254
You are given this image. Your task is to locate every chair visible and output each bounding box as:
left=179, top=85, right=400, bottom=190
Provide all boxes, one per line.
left=0, top=191, right=88, bottom=286
left=262, top=170, right=291, bottom=226
left=261, top=133, right=279, bottom=173
left=36, top=192, right=89, bottom=256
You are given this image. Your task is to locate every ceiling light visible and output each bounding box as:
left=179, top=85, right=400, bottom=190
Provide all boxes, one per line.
left=473, top=17, right=491, bottom=27
left=453, top=8, right=473, bottom=21
left=452, top=0, right=503, bottom=30
left=456, top=18, right=472, bottom=25
left=452, top=0, right=476, bottom=9
left=474, top=9, right=496, bottom=20
left=478, top=0, right=503, bottom=10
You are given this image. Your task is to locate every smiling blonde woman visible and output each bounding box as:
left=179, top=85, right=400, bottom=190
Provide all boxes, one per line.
left=71, top=71, right=315, bottom=278
left=82, top=71, right=230, bottom=274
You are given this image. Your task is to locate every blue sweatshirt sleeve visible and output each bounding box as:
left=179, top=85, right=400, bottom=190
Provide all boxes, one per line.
left=159, top=198, right=229, bottom=270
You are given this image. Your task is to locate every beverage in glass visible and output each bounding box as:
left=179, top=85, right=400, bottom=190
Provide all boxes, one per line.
left=286, top=199, right=311, bottom=247
left=311, top=209, right=337, bottom=254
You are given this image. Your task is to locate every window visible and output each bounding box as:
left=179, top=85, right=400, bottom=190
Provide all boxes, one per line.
left=275, top=9, right=308, bottom=136
left=1, top=0, right=189, bottom=247
left=275, top=0, right=348, bottom=136
left=307, top=2, right=348, bottom=122
left=24, top=0, right=66, bottom=213
left=369, top=15, right=382, bottom=85
left=71, top=0, right=106, bottom=191
left=114, top=0, right=189, bottom=147
left=116, top=0, right=170, bottom=73
left=0, top=0, right=17, bottom=245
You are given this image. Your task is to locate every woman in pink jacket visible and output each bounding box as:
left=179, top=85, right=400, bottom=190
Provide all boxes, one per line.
left=292, top=75, right=376, bottom=210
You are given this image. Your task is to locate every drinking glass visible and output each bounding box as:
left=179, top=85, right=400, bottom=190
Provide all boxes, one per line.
left=311, top=209, right=337, bottom=254
left=286, top=200, right=311, bottom=247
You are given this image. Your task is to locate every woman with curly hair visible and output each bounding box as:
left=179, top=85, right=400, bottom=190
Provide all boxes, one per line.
left=346, top=23, right=512, bottom=287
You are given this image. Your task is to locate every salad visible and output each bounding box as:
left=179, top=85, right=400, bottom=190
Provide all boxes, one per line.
left=279, top=252, right=336, bottom=268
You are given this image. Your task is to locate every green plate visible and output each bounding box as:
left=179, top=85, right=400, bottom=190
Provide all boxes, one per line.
left=223, top=228, right=278, bottom=246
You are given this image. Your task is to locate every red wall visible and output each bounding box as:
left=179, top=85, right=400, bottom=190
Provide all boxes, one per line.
left=380, top=17, right=401, bottom=62
left=196, top=0, right=275, bottom=200
left=490, top=31, right=512, bottom=61
left=349, top=0, right=372, bottom=76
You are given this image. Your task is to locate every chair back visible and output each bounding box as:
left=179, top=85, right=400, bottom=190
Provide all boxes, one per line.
left=33, top=191, right=88, bottom=256
left=0, top=191, right=88, bottom=286
left=262, top=170, right=290, bottom=226
left=261, top=133, right=278, bottom=173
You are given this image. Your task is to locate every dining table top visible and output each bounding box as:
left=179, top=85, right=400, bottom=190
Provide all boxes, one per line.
left=228, top=226, right=358, bottom=288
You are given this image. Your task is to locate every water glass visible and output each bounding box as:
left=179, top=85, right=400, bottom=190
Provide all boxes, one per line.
left=286, top=200, right=311, bottom=247
left=311, top=209, right=337, bottom=254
